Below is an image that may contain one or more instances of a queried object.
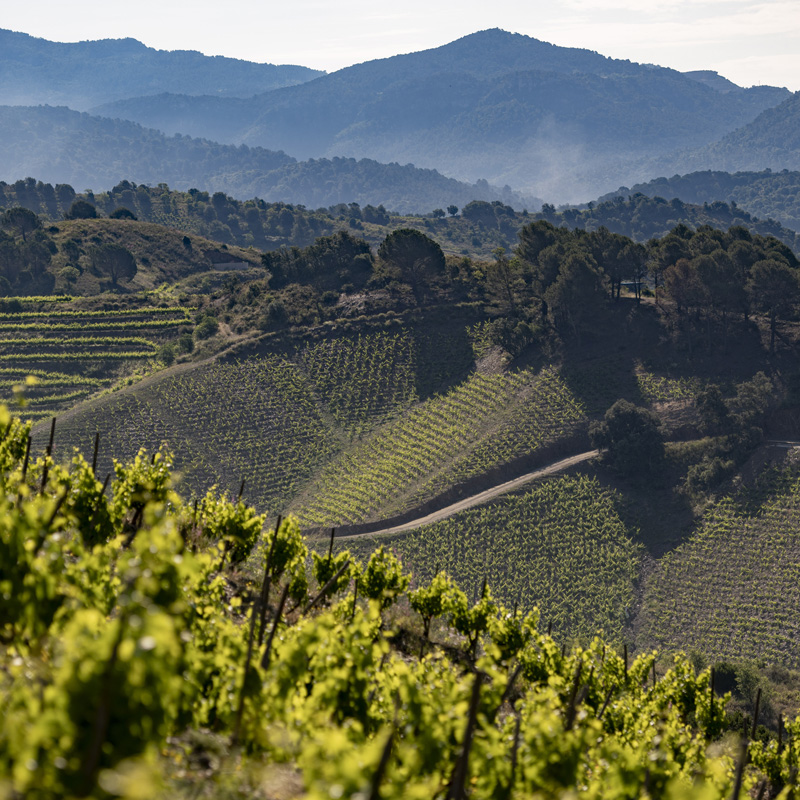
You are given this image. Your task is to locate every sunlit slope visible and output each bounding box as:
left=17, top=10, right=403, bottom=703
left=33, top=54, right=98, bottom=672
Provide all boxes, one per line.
left=40, top=320, right=474, bottom=509
left=300, top=331, right=420, bottom=435
left=636, top=461, right=800, bottom=667
left=43, top=319, right=588, bottom=519
left=292, top=365, right=587, bottom=526
left=339, top=474, right=640, bottom=641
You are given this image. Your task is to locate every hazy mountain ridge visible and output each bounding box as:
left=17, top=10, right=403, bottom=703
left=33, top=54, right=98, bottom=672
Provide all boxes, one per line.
left=90, top=29, right=791, bottom=202
left=0, top=28, right=324, bottom=110
left=637, top=92, right=800, bottom=183
left=684, top=92, right=800, bottom=172
left=0, top=105, right=538, bottom=213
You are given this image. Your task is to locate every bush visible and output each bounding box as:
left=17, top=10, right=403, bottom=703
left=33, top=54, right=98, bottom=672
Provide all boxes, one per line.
left=590, top=399, right=664, bottom=477
left=685, top=456, right=735, bottom=494
left=194, top=316, right=219, bottom=340
left=109, top=207, right=137, bottom=220
left=64, top=200, right=97, bottom=220
left=57, top=266, right=80, bottom=286
left=176, top=332, right=194, bottom=354
left=259, top=299, right=288, bottom=330
left=157, top=343, right=175, bottom=366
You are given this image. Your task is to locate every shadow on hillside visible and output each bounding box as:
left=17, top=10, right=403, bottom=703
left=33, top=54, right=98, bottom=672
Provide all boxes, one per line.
left=410, top=320, right=476, bottom=400
left=559, top=300, right=660, bottom=415
left=559, top=300, right=785, bottom=418
left=577, top=459, right=698, bottom=559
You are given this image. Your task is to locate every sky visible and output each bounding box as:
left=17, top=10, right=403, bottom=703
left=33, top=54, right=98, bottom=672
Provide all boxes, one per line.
left=4, top=0, right=800, bottom=90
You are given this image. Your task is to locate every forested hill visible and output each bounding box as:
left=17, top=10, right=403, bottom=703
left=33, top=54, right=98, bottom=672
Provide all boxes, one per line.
left=0, top=106, right=535, bottom=213
left=655, top=92, right=800, bottom=177
left=91, top=29, right=790, bottom=202
left=534, top=193, right=800, bottom=253
left=0, top=28, right=323, bottom=110
left=3, top=178, right=798, bottom=258
left=600, top=170, right=800, bottom=232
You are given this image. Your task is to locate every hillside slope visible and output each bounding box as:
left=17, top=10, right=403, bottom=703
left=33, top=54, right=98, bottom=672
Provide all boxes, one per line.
left=652, top=92, right=800, bottom=177
left=600, top=169, right=800, bottom=232
left=635, top=459, right=800, bottom=668
left=36, top=313, right=587, bottom=517
left=0, top=106, right=535, bottom=213
left=341, top=474, right=640, bottom=641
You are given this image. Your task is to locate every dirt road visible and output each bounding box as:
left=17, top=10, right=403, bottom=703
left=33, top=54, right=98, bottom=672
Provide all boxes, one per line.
left=337, top=449, right=600, bottom=541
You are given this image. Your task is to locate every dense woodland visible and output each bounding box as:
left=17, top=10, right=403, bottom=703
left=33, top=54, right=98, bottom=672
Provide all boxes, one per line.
left=1, top=177, right=799, bottom=264
left=602, top=169, right=800, bottom=232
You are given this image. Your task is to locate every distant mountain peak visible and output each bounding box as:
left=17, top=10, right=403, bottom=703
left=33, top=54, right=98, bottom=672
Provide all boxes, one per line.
left=0, top=28, right=323, bottom=110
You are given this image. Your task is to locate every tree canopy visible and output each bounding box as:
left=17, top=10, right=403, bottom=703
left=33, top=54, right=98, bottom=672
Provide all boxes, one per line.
left=377, top=228, right=445, bottom=302
left=88, top=243, right=137, bottom=285
left=0, top=207, right=40, bottom=242
left=590, top=400, right=665, bottom=477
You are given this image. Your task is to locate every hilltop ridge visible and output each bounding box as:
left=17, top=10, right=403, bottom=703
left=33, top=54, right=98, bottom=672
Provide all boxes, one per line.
left=0, top=27, right=323, bottom=110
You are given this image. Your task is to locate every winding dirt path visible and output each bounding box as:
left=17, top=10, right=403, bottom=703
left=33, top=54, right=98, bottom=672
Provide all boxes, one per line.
left=337, top=449, right=600, bottom=541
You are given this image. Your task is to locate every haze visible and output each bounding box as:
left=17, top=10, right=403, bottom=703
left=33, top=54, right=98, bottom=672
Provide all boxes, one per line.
left=4, top=0, right=799, bottom=91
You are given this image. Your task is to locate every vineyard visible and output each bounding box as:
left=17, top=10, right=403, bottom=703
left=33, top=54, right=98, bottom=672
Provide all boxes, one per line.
left=298, top=331, right=419, bottom=434
left=49, top=355, right=341, bottom=509
left=636, top=459, right=800, bottom=668
left=635, top=364, right=704, bottom=405
left=293, top=365, right=587, bottom=526
left=39, top=318, right=588, bottom=519
left=0, top=402, right=795, bottom=800
left=0, top=299, right=192, bottom=418
left=338, top=474, right=641, bottom=642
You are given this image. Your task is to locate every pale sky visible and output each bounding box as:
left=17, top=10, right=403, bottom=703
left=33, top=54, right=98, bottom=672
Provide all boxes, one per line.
left=4, top=0, right=800, bottom=90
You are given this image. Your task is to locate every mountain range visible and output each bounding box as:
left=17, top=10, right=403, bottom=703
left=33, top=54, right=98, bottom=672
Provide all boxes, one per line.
left=0, top=28, right=323, bottom=110
left=0, top=105, right=537, bottom=213
left=88, top=29, right=792, bottom=202
left=1, top=27, right=799, bottom=209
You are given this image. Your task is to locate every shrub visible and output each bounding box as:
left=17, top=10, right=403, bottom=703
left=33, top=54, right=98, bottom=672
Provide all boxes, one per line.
left=194, top=316, right=219, bottom=340
left=590, top=399, right=665, bottom=477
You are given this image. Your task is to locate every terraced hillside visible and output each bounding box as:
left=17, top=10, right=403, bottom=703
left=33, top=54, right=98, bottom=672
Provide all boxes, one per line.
left=39, top=314, right=588, bottom=516
left=51, top=355, right=340, bottom=508
left=292, top=365, right=587, bottom=526
left=0, top=297, right=192, bottom=418
left=338, top=474, right=641, bottom=642
left=635, top=459, right=800, bottom=667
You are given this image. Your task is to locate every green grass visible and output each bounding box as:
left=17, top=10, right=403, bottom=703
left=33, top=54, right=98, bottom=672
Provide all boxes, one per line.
left=0, top=351, right=155, bottom=361
left=636, top=461, right=800, bottom=667
left=338, top=474, right=641, bottom=642
left=0, top=306, right=191, bottom=317
left=0, top=336, right=157, bottom=350
left=0, top=319, right=188, bottom=331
